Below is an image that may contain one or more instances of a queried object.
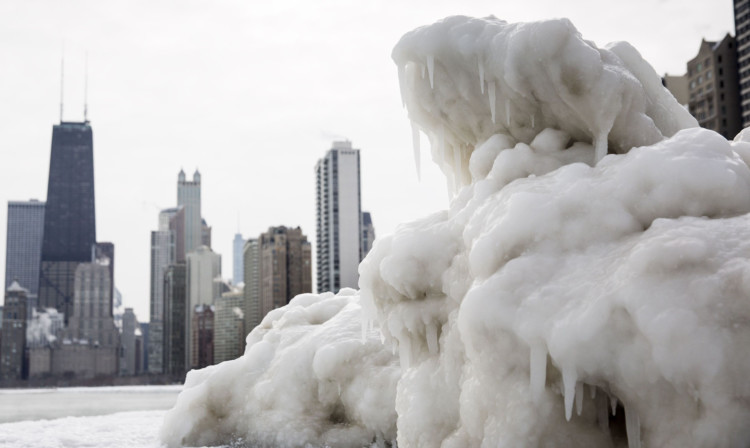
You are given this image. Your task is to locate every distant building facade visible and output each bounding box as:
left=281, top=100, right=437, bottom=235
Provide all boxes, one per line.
left=5, top=200, right=45, bottom=300
left=361, top=211, right=375, bottom=259
left=687, top=35, right=742, bottom=139
left=315, top=141, right=362, bottom=293
left=178, top=169, right=202, bottom=254
left=1, top=282, right=28, bottom=380
left=233, top=233, right=245, bottom=285
left=260, top=226, right=312, bottom=317
left=148, top=207, right=183, bottom=374
left=243, top=239, right=261, bottom=334
left=191, top=305, right=214, bottom=369
left=214, top=289, right=245, bottom=364
left=164, top=264, right=187, bottom=376
left=735, top=0, right=750, bottom=127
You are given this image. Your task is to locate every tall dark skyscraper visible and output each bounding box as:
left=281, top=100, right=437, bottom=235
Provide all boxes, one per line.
left=38, top=121, right=96, bottom=324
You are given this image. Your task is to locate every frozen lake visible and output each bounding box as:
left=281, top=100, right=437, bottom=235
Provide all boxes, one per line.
left=0, top=385, right=182, bottom=447
left=0, top=384, right=182, bottom=423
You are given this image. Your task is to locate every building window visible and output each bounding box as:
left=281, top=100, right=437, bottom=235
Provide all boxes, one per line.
left=707, top=71, right=712, bottom=79
left=698, top=76, right=703, bottom=84
left=698, top=63, right=703, bottom=71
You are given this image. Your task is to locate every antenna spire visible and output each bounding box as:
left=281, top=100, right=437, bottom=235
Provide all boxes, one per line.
left=84, top=51, right=88, bottom=122
left=60, top=43, right=65, bottom=123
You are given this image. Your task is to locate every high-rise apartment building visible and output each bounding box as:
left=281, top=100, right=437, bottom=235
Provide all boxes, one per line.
left=233, top=233, right=245, bottom=285
left=735, top=0, right=750, bottom=127
left=243, top=239, right=261, bottom=333
left=0, top=281, right=28, bottom=380
left=164, top=264, right=187, bottom=376
left=5, top=200, right=45, bottom=301
left=177, top=170, right=202, bottom=255
left=361, top=211, right=375, bottom=260
left=214, top=289, right=245, bottom=364
left=38, top=121, right=97, bottom=325
left=315, top=141, right=362, bottom=293
left=148, top=207, right=182, bottom=374
left=687, top=35, right=742, bottom=138
left=259, top=226, right=311, bottom=316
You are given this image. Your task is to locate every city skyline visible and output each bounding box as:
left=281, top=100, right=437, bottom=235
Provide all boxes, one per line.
left=0, top=0, right=735, bottom=321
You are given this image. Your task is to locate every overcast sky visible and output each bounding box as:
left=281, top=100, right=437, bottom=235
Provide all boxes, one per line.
left=0, top=0, right=734, bottom=320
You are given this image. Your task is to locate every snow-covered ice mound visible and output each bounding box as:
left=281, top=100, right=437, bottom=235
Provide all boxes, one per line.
left=162, top=15, right=750, bottom=448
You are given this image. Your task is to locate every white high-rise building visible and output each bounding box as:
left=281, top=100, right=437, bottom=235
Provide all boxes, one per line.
left=315, top=141, right=362, bottom=293
left=233, top=233, right=245, bottom=285
left=178, top=170, right=202, bottom=255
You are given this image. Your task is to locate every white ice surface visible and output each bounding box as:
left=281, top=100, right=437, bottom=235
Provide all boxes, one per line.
left=162, top=15, right=750, bottom=448
left=0, top=410, right=167, bottom=448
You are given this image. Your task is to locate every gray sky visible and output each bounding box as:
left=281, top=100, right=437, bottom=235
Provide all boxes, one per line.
left=0, top=0, right=734, bottom=320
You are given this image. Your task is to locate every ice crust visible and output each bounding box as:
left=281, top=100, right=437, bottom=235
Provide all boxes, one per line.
left=162, top=16, right=750, bottom=448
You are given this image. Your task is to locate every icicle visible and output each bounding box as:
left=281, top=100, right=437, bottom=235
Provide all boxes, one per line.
left=478, top=58, right=485, bottom=94
left=531, top=113, right=535, bottom=128
left=529, top=344, right=547, bottom=404
left=421, top=64, right=426, bottom=79
left=411, top=121, right=421, bottom=180
left=594, top=133, right=608, bottom=163
left=625, top=405, right=641, bottom=448
left=575, top=382, right=584, bottom=416
left=398, top=332, right=412, bottom=369
left=505, top=99, right=511, bottom=127
left=397, top=64, right=406, bottom=108
left=426, top=55, right=435, bottom=89
left=453, top=146, right=462, bottom=188
left=426, top=321, right=438, bottom=355
left=562, top=365, right=577, bottom=421
left=369, top=319, right=374, bottom=332
left=488, top=81, right=496, bottom=124
left=596, top=394, right=610, bottom=433
left=611, top=395, right=618, bottom=416
left=590, top=385, right=596, bottom=399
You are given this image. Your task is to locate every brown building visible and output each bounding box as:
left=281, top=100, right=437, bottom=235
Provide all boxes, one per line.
left=191, top=305, right=213, bottom=369
left=259, top=226, right=312, bottom=320
left=687, top=34, right=742, bottom=139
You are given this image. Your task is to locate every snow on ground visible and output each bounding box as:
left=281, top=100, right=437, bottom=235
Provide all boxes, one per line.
left=161, top=15, right=750, bottom=448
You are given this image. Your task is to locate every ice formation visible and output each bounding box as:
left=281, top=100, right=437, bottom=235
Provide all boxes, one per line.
left=162, top=15, right=750, bottom=448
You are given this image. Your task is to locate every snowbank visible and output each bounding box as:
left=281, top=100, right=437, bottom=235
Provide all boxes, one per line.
left=162, top=15, right=750, bottom=448
left=160, top=291, right=399, bottom=447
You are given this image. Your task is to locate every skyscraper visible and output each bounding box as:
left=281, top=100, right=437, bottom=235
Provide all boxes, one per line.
left=5, top=200, right=45, bottom=299
left=186, top=245, right=220, bottom=368
left=148, top=207, right=182, bottom=374
left=38, top=121, right=96, bottom=325
left=243, top=238, right=261, bottom=333
left=233, top=233, right=245, bottom=285
left=0, top=281, right=28, bottom=380
left=315, top=141, right=362, bottom=293
left=177, top=170, right=202, bottom=255
left=259, top=226, right=311, bottom=316
left=164, top=263, right=187, bottom=376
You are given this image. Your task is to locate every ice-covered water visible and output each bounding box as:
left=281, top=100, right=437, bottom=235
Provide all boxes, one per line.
left=0, top=385, right=181, bottom=448
left=157, top=15, right=750, bottom=448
